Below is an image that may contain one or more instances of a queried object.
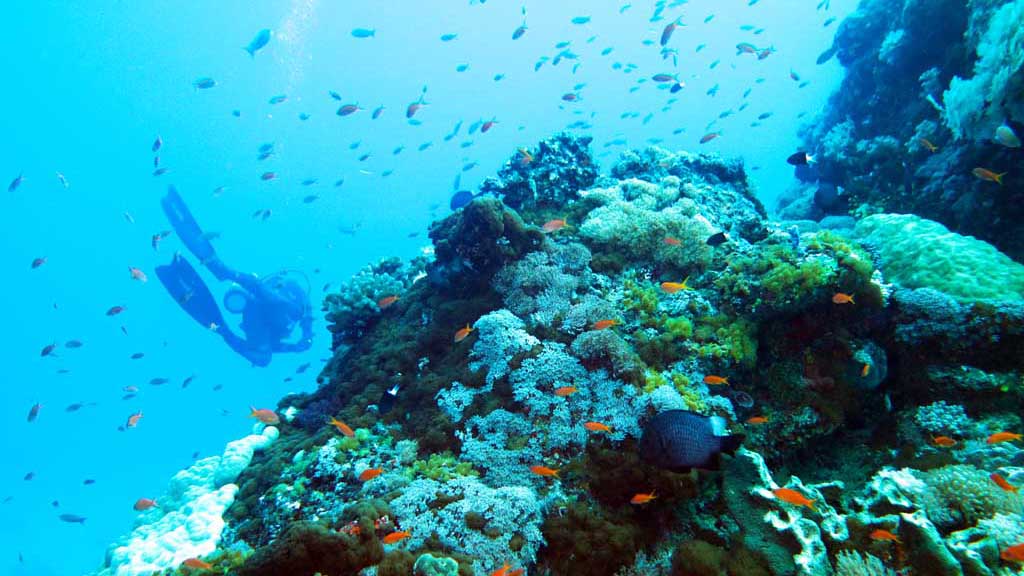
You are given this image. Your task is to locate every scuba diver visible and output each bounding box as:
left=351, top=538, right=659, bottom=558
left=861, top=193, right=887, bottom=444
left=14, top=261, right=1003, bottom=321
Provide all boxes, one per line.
left=155, top=186, right=313, bottom=367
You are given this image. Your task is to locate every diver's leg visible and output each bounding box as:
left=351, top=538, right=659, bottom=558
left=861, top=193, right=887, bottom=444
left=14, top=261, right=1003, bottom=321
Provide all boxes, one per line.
left=161, top=186, right=239, bottom=283
left=155, top=254, right=228, bottom=330
left=219, top=329, right=272, bottom=367
left=156, top=255, right=271, bottom=366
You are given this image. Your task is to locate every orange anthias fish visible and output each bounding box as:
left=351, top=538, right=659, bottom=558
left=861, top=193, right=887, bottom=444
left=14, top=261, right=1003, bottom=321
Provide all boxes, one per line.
left=991, top=473, right=1018, bottom=492
left=972, top=167, right=1007, bottom=185
left=1002, top=543, right=1024, bottom=563
left=630, top=491, right=657, bottom=505
left=129, top=267, right=148, bottom=283
left=542, top=217, right=569, bottom=234
left=832, top=292, right=855, bottom=305
left=663, top=236, right=682, bottom=246
left=518, top=148, right=534, bottom=166
left=772, top=487, right=815, bottom=510
left=870, top=529, right=900, bottom=543
left=529, top=465, right=560, bottom=478
left=703, top=375, right=729, bottom=385
left=746, top=416, right=769, bottom=425
left=660, top=277, right=691, bottom=293
left=454, top=324, right=474, bottom=343
left=592, top=319, right=619, bottom=330
left=182, top=558, right=213, bottom=569
left=554, top=386, right=577, bottom=397
left=359, top=468, right=384, bottom=482
left=490, top=564, right=511, bottom=576
left=133, top=498, right=158, bottom=511
left=126, top=411, right=143, bottom=428
left=931, top=436, right=958, bottom=448
left=249, top=406, right=280, bottom=425
left=861, top=363, right=871, bottom=377
left=382, top=530, right=411, bottom=544
left=987, top=431, right=1023, bottom=444
left=919, top=138, right=938, bottom=153
left=329, top=417, right=356, bottom=438
left=377, top=295, right=399, bottom=309
left=584, top=421, right=611, bottom=432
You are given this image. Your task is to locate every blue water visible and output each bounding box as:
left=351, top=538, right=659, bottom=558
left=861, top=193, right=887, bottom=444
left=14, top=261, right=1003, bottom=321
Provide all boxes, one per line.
left=0, top=1, right=854, bottom=573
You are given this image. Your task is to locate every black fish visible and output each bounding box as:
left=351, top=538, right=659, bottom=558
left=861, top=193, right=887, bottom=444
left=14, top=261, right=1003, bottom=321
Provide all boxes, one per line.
left=58, top=514, right=86, bottom=524
left=815, top=44, right=838, bottom=65
left=706, top=232, right=729, bottom=246
left=639, top=410, right=743, bottom=472
left=787, top=151, right=814, bottom=166
left=379, top=385, right=400, bottom=415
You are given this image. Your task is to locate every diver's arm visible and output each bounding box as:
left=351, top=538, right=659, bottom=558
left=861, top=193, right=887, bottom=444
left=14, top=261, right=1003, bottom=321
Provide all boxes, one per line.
left=275, top=309, right=314, bottom=353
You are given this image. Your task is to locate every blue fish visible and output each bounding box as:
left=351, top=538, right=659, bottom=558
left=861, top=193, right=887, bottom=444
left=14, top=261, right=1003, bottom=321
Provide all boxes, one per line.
left=571, top=16, right=591, bottom=24
left=244, top=29, right=271, bottom=57
left=450, top=190, right=476, bottom=211
left=352, top=28, right=375, bottom=38
left=440, top=33, right=458, bottom=42
left=59, top=513, right=87, bottom=524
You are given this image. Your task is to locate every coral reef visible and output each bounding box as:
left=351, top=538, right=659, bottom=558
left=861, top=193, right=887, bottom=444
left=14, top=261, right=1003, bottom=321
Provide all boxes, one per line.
left=781, top=0, right=1024, bottom=261
left=95, top=132, right=1024, bottom=576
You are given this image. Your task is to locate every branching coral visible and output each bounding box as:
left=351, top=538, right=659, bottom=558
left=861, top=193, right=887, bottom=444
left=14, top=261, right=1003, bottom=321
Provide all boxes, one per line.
left=913, top=401, right=972, bottom=437
left=389, top=476, right=545, bottom=575
left=467, top=309, right=539, bottom=384
left=324, top=257, right=424, bottom=347
left=578, top=178, right=715, bottom=272
left=942, top=0, right=1024, bottom=139
left=493, top=246, right=591, bottom=328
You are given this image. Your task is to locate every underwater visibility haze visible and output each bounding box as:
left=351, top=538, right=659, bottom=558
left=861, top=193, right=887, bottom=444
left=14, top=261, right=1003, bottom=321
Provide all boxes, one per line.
left=3, top=0, right=1024, bottom=574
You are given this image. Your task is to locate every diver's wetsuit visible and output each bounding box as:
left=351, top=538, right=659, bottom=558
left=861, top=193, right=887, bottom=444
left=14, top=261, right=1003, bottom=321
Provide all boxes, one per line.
left=156, top=186, right=312, bottom=366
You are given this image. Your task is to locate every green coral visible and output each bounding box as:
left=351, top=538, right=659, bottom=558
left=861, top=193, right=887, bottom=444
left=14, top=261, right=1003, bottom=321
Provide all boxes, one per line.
left=410, top=452, right=478, bottom=481
left=855, top=213, right=1024, bottom=301
left=693, top=316, right=758, bottom=368
left=623, top=278, right=661, bottom=327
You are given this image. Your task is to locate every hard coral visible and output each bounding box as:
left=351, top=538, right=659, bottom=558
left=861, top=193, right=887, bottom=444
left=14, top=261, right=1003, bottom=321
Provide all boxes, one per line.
left=479, top=132, right=598, bottom=213
left=855, top=213, right=1024, bottom=301
left=236, top=521, right=382, bottom=576
left=429, top=197, right=544, bottom=294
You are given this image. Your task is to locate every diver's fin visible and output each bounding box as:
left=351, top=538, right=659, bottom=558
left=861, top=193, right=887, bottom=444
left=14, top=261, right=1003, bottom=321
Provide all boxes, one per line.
left=155, top=254, right=227, bottom=331
left=161, top=186, right=223, bottom=277
left=718, top=434, right=745, bottom=456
